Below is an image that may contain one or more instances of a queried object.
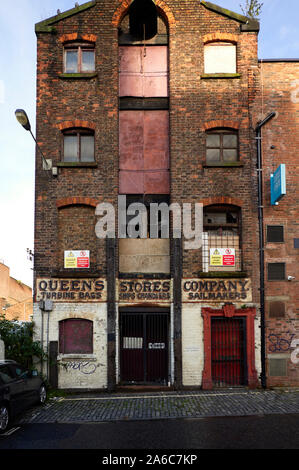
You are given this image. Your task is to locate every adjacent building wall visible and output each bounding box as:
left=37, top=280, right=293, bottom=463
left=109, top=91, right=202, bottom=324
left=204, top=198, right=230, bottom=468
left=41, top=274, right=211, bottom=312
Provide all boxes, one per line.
left=258, top=61, right=299, bottom=386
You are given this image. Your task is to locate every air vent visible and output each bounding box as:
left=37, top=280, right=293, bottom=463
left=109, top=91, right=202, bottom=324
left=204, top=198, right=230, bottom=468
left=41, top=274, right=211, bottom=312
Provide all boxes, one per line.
left=269, top=358, right=287, bottom=377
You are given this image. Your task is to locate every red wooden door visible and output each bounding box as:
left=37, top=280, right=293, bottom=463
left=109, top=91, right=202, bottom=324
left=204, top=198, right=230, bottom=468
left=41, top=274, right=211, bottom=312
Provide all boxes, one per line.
left=211, top=318, right=246, bottom=386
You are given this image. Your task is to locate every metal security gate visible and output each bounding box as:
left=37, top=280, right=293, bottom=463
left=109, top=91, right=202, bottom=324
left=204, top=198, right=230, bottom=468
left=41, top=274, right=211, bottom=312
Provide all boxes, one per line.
left=120, top=310, right=169, bottom=385
left=211, top=317, right=247, bottom=387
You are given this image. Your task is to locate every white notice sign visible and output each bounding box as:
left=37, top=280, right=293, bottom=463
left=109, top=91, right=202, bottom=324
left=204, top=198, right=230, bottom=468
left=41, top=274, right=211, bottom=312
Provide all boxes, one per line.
left=64, top=251, right=90, bottom=269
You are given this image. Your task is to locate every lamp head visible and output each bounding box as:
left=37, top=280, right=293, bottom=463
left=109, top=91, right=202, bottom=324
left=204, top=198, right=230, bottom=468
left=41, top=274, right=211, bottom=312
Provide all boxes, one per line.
left=15, top=109, right=31, bottom=131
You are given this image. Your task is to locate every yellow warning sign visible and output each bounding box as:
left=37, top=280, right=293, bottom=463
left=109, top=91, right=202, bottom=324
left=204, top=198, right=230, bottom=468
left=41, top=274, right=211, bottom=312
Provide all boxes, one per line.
left=210, top=248, right=222, bottom=266
left=64, top=250, right=90, bottom=269
left=210, top=248, right=235, bottom=267
left=64, top=252, right=77, bottom=268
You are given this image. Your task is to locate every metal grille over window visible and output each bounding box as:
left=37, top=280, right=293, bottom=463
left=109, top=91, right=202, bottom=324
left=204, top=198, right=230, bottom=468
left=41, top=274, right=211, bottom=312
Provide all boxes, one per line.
left=202, top=205, right=241, bottom=272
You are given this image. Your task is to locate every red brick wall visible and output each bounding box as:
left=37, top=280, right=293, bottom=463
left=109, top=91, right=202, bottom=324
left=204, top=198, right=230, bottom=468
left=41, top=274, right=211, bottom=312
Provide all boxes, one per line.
left=34, top=0, right=260, bottom=297
left=257, top=61, right=299, bottom=386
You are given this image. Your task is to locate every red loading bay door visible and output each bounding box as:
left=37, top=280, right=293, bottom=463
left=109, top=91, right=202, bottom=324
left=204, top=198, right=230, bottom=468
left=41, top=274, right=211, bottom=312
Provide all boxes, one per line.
left=120, top=311, right=169, bottom=384
left=211, top=317, right=247, bottom=387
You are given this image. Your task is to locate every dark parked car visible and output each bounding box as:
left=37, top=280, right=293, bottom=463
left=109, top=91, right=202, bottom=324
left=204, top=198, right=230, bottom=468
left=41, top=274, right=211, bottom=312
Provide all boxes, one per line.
left=0, top=360, right=46, bottom=433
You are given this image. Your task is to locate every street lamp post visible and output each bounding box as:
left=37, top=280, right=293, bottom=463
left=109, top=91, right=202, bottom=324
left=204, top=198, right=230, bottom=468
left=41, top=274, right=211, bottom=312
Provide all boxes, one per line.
left=15, top=109, right=52, bottom=177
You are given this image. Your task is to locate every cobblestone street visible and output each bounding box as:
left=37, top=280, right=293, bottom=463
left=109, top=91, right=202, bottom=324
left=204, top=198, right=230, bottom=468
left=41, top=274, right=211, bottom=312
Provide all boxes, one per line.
left=18, top=389, right=299, bottom=424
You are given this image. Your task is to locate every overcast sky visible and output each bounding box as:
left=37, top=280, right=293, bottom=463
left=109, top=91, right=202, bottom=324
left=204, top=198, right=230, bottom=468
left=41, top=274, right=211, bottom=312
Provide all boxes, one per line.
left=0, top=0, right=298, bottom=288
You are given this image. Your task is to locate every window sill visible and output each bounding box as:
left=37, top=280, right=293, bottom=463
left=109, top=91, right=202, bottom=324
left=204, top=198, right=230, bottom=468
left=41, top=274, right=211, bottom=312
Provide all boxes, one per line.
left=51, top=270, right=101, bottom=278
left=58, top=354, right=97, bottom=361
left=201, top=73, right=241, bottom=79
left=118, top=273, right=171, bottom=279
left=198, top=272, right=247, bottom=278
left=203, top=162, right=243, bottom=168
left=58, top=72, right=98, bottom=79
left=57, top=162, right=97, bottom=168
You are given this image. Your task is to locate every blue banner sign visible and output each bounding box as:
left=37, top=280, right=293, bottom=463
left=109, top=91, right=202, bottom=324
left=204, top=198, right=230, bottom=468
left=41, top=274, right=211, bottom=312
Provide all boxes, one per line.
left=271, top=164, right=286, bottom=205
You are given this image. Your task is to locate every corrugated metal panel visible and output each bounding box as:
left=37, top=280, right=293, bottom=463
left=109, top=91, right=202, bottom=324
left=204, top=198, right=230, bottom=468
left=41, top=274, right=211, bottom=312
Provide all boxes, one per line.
left=119, top=46, right=168, bottom=97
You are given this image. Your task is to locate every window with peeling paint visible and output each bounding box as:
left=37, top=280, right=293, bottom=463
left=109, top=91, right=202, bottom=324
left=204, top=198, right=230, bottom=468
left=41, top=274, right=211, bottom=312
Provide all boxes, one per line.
left=59, top=319, right=93, bottom=354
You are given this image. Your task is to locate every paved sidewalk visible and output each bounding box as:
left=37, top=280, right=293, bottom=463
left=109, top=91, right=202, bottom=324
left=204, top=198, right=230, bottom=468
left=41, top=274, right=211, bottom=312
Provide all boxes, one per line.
left=18, top=389, right=299, bottom=424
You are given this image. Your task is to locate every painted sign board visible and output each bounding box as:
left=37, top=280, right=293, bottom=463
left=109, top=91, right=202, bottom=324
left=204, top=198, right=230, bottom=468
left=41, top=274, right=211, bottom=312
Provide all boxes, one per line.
left=182, top=278, right=252, bottom=303
left=64, top=251, right=90, bottom=269
left=36, top=278, right=107, bottom=302
left=117, top=279, right=172, bottom=303
left=210, top=248, right=235, bottom=267
left=271, top=164, right=286, bottom=206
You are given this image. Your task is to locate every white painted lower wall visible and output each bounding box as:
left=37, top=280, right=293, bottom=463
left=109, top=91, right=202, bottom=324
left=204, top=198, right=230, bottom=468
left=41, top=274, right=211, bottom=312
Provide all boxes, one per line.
left=182, top=303, right=204, bottom=386
left=182, top=303, right=262, bottom=387
left=33, top=302, right=107, bottom=389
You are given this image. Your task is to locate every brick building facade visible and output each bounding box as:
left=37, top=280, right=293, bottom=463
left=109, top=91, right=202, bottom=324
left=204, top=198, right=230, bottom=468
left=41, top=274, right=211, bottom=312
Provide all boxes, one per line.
left=256, top=60, right=299, bottom=386
left=32, top=0, right=298, bottom=390
left=0, top=263, right=33, bottom=322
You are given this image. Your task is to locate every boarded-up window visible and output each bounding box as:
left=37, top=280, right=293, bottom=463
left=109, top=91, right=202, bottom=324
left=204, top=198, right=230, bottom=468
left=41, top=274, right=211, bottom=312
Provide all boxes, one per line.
left=59, top=319, right=93, bottom=354
left=269, top=301, right=285, bottom=318
left=119, top=46, right=168, bottom=97
left=204, top=42, right=236, bottom=74
left=267, top=226, right=284, bottom=243
left=119, top=110, right=169, bottom=194
left=268, top=263, right=285, bottom=281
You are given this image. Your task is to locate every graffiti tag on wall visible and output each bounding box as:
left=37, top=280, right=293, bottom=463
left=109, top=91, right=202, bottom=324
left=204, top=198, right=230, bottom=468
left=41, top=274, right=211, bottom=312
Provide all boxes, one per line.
left=268, top=332, right=295, bottom=353
left=268, top=333, right=299, bottom=365
left=291, top=340, right=299, bottom=365
left=62, top=361, right=98, bottom=375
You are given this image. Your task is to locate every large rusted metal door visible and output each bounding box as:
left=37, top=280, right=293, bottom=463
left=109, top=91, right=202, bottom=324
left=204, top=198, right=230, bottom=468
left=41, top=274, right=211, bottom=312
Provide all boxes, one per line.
left=120, top=310, right=169, bottom=384
left=119, top=110, right=170, bottom=194
left=119, top=46, right=168, bottom=97
left=211, top=317, right=247, bottom=387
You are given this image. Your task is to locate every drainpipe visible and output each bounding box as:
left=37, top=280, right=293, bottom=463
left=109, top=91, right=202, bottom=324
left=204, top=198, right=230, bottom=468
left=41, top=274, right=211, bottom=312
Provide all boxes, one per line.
left=255, top=112, right=276, bottom=389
